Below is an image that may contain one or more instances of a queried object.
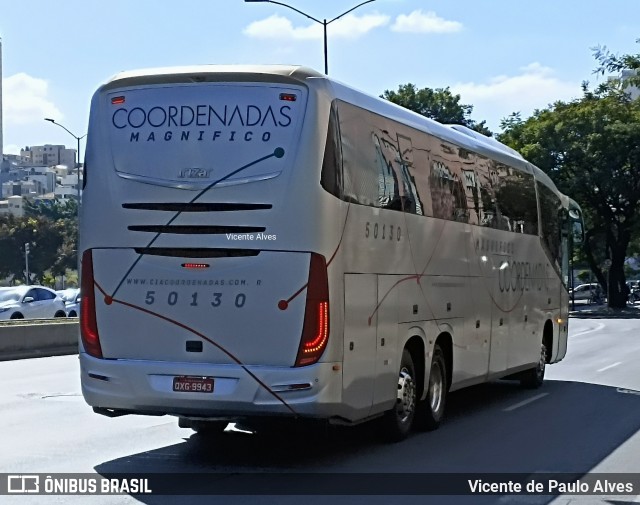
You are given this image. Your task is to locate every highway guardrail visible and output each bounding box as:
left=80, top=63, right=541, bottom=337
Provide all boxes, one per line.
left=0, top=319, right=79, bottom=361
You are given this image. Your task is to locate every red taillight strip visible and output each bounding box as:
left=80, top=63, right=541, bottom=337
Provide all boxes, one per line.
left=80, top=250, right=103, bottom=358
left=303, top=302, right=329, bottom=353
left=181, top=263, right=210, bottom=269
left=92, top=279, right=298, bottom=416
left=295, top=254, right=330, bottom=367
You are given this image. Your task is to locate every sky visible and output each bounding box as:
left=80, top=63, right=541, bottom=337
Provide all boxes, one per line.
left=1, top=0, right=639, bottom=156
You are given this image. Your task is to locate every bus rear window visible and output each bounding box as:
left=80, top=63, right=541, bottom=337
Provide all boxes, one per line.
left=105, top=83, right=307, bottom=189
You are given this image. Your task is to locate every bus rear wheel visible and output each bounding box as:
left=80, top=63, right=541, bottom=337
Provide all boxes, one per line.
left=416, top=344, right=447, bottom=431
left=520, top=341, right=547, bottom=389
left=381, top=349, right=416, bottom=442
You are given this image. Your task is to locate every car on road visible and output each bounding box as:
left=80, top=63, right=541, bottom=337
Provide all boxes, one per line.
left=56, top=288, right=81, bottom=317
left=0, top=286, right=67, bottom=320
left=569, top=283, right=602, bottom=304
left=626, top=280, right=640, bottom=303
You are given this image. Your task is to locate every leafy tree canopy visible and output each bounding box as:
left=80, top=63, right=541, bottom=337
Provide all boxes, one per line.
left=498, top=43, right=640, bottom=308
left=25, top=199, right=77, bottom=221
left=0, top=199, right=78, bottom=284
left=593, top=38, right=640, bottom=91
left=381, top=83, right=492, bottom=136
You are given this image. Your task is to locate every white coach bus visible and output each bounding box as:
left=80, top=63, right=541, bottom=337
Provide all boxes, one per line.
left=80, top=65, right=583, bottom=441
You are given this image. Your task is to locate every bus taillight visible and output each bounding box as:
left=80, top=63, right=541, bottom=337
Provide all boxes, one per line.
left=295, top=253, right=330, bottom=367
left=80, top=250, right=103, bottom=358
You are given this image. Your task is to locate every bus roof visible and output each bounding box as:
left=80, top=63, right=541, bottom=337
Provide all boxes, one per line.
left=101, top=64, right=323, bottom=91
left=99, top=64, right=561, bottom=193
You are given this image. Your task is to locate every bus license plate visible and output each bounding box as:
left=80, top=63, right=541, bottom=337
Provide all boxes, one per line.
left=173, top=376, right=214, bottom=393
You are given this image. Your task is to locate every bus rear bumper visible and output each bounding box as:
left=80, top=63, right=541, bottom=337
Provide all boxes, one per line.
left=80, top=353, right=344, bottom=420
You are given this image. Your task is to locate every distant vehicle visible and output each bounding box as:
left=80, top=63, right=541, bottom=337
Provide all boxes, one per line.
left=57, top=288, right=81, bottom=317
left=569, top=283, right=602, bottom=304
left=0, top=286, right=67, bottom=320
left=626, top=281, right=639, bottom=303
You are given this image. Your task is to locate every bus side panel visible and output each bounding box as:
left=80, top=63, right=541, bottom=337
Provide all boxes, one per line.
left=342, top=274, right=377, bottom=418
left=372, top=275, right=399, bottom=411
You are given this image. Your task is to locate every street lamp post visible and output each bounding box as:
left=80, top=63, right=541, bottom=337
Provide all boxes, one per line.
left=244, top=0, right=376, bottom=75
left=44, top=118, right=86, bottom=206
left=24, top=243, right=30, bottom=284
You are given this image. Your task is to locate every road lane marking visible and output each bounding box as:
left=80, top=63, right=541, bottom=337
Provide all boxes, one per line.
left=570, top=322, right=605, bottom=337
left=596, top=362, right=622, bottom=372
left=617, top=388, right=640, bottom=396
left=503, top=393, right=549, bottom=412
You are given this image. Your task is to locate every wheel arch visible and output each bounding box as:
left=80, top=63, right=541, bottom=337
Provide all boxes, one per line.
left=404, top=335, right=426, bottom=401
left=400, top=325, right=453, bottom=401
left=434, top=332, right=453, bottom=393
left=543, top=319, right=553, bottom=363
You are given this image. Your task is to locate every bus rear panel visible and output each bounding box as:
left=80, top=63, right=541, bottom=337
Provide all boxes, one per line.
left=80, top=67, right=344, bottom=421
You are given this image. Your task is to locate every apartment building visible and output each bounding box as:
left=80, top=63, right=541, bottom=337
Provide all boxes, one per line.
left=20, top=144, right=77, bottom=169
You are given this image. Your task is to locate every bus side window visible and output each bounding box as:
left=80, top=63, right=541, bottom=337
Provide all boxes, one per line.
left=493, top=164, right=538, bottom=234
left=320, top=103, right=343, bottom=198
left=475, top=155, right=499, bottom=228
left=537, top=181, right=563, bottom=272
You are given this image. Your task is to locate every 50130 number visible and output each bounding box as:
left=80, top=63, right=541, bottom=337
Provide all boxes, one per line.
left=365, top=221, right=402, bottom=241
left=144, top=291, right=247, bottom=308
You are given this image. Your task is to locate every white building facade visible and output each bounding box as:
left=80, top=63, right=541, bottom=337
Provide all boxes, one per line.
left=20, top=145, right=77, bottom=168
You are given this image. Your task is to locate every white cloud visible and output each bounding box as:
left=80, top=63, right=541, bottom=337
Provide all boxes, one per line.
left=391, top=10, right=462, bottom=34
left=3, top=73, right=63, bottom=126
left=243, top=13, right=390, bottom=40
left=450, top=63, right=581, bottom=131
left=244, top=14, right=319, bottom=40
left=329, top=13, right=391, bottom=39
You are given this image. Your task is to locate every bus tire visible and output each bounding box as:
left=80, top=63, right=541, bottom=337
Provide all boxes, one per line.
left=416, top=344, right=447, bottom=431
left=520, top=341, right=546, bottom=389
left=381, top=349, right=417, bottom=442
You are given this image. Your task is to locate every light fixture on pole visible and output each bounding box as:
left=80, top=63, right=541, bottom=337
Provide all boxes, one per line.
left=44, top=118, right=86, bottom=206
left=244, top=0, right=376, bottom=74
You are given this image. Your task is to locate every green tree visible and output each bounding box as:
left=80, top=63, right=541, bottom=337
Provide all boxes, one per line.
left=0, top=215, right=28, bottom=281
left=593, top=39, right=640, bottom=90
left=498, top=50, right=640, bottom=308
left=25, top=199, right=78, bottom=221
left=25, top=199, right=78, bottom=277
left=381, top=83, right=492, bottom=136
left=0, top=214, right=69, bottom=284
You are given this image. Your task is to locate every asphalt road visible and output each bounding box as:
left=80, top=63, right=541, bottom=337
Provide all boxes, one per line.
left=1, top=316, right=639, bottom=505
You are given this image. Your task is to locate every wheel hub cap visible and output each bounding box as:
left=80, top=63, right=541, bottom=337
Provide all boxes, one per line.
left=396, top=367, right=416, bottom=423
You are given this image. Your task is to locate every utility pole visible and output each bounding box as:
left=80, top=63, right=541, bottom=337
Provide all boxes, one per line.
left=244, top=0, right=376, bottom=75
left=24, top=243, right=30, bottom=284
left=44, top=118, right=86, bottom=211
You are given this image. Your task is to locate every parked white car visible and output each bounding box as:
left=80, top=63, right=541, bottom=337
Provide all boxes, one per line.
left=569, top=283, right=602, bottom=304
left=56, top=288, right=81, bottom=317
left=0, top=286, right=67, bottom=320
